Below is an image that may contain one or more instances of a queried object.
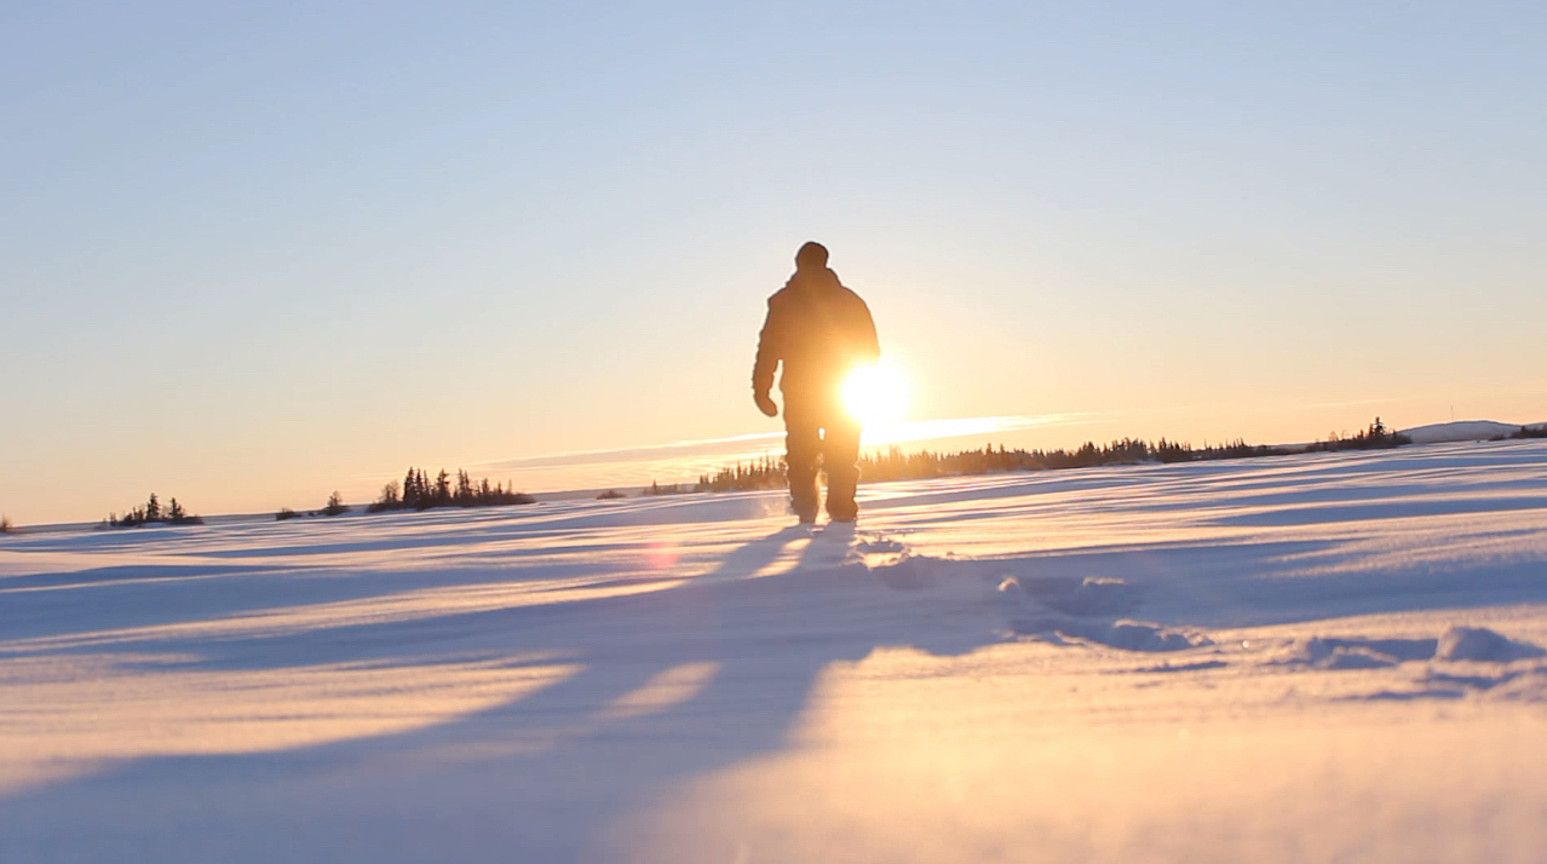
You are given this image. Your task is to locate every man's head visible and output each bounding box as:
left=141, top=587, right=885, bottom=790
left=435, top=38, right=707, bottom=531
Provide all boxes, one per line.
left=795, top=241, right=829, bottom=272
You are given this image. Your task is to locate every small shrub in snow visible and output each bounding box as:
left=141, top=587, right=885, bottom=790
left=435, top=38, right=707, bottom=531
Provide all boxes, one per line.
left=322, top=492, right=350, bottom=517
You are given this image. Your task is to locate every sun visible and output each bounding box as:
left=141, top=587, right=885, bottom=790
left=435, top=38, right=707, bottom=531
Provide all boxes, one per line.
left=840, top=360, right=909, bottom=437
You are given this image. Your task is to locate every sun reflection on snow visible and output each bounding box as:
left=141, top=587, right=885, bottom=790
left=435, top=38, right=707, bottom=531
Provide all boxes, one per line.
left=646, top=540, right=680, bottom=571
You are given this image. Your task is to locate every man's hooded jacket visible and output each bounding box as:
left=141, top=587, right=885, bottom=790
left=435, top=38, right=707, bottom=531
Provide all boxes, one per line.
left=752, top=267, right=880, bottom=407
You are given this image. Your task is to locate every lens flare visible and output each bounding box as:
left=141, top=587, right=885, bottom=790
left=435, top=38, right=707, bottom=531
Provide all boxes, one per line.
left=841, top=361, right=909, bottom=435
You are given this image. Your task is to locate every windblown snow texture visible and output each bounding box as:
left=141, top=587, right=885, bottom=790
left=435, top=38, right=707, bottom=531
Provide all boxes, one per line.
left=2, top=440, right=1546, bottom=862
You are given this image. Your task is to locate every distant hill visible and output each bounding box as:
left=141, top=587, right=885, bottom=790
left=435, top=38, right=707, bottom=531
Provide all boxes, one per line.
left=1399, top=420, right=1525, bottom=444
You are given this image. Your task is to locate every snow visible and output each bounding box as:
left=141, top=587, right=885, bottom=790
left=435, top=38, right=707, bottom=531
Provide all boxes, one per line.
left=1401, top=419, right=1523, bottom=443
left=2, top=440, right=1546, bottom=862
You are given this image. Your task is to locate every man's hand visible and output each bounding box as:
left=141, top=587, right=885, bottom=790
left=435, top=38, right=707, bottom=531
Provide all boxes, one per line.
left=754, top=390, right=778, bottom=418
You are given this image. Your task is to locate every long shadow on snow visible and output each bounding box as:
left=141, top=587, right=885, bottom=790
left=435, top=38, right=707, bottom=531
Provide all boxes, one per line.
left=193, top=494, right=786, bottom=560
left=0, top=526, right=999, bottom=863
left=0, top=499, right=780, bottom=646
left=0, top=556, right=627, bottom=647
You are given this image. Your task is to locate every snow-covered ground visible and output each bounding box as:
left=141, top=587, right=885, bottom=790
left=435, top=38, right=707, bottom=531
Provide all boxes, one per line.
left=3, top=441, right=1546, bottom=863
left=1401, top=419, right=1530, bottom=444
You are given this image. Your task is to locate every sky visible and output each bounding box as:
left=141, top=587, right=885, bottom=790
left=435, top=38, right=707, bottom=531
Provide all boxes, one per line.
left=4, top=1, right=1546, bottom=524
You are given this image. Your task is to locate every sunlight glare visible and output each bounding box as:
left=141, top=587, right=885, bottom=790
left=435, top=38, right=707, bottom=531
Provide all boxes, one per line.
left=841, top=361, right=910, bottom=440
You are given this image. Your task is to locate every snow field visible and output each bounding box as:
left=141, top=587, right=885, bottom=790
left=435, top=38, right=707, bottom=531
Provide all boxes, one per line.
left=2, top=440, right=1545, bottom=862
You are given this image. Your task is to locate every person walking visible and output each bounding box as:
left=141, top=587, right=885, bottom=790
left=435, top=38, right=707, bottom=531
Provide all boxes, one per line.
left=751, top=242, right=880, bottom=524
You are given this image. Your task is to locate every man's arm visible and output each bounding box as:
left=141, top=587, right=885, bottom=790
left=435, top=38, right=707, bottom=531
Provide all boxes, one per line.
left=751, top=297, right=782, bottom=416
left=854, top=294, right=880, bottom=363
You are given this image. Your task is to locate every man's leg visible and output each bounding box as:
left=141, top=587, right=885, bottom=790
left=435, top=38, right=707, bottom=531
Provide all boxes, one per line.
left=822, top=417, right=862, bottom=522
left=784, top=407, right=822, bottom=523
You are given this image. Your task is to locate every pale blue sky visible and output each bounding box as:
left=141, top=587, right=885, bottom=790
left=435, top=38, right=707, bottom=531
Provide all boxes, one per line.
left=4, top=2, right=1546, bottom=522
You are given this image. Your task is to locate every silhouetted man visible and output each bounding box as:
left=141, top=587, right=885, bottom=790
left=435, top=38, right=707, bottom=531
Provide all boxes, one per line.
left=752, top=242, right=880, bottom=524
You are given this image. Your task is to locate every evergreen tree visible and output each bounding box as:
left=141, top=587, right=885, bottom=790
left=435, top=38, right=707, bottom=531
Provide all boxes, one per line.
left=402, top=468, right=418, bottom=508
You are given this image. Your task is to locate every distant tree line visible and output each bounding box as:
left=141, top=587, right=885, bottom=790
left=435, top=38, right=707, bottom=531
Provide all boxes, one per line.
left=367, top=468, right=535, bottom=512
left=100, top=493, right=203, bottom=529
left=679, top=417, right=1413, bottom=493
left=861, top=436, right=1312, bottom=481
left=687, top=439, right=1286, bottom=492
left=1503, top=425, right=1547, bottom=440
left=642, top=480, right=696, bottom=496
left=1302, top=417, right=1411, bottom=452
left=695, top=455, right=787, bottom=492
left=276, top=492, right=351, bottom=521
left=0, top=514, right=13, bottom=534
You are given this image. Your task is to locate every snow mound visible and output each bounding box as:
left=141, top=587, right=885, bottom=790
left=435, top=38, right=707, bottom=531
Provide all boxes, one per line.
left=998, top=574, right=1142, bottom=616
left=1096, top=620, right=1212, bottom=652
left=865, top=553, right=939, bottom=590
left=1281, top=636, right=1435, bottom=668
left=855, top=537, right=907, bottom=555
left=1280, top=628, right=1545, bottom=669
left=995, top=574, right=1204, bottom=652
left=1435, top=626, right=1546, bottom=662
left=1010, top=614, right=1212, bottom=653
